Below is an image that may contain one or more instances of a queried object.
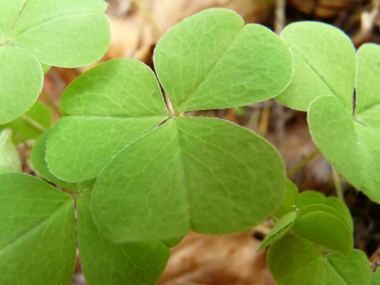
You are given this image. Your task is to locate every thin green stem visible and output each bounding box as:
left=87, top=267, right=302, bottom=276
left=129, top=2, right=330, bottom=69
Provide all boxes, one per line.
left=132, top=0, right=162, bottom=37
left=41, top=90, right=62, bottom=117
left=20, top=114, right=47, bottom=132
left=332, top=166, right=344, bottom=200
left=287, top=148, right=321, bottom=177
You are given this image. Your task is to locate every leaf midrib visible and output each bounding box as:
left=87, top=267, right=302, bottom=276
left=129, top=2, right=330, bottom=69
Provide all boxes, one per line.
left=0, top=198, right=73, bottom=255
left=176, top=27, right=243, bottom=112
left=10, top=12, right=104, bottom=42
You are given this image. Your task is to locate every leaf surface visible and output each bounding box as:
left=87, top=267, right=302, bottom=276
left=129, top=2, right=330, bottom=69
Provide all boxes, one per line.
left=277, top=21, right=356, bottom=111
left=31, top=130, right=94, bottom=191
left=0, top=45, right=43, bottom=124
left=0, top=173, right=76, bottom=285
left=281, top=21, right=380, bottom=203
left=273, top=179, right=299, bottom=218
left=46, top=59, right=169, bottom=182
left=91, top=117, right=286, bottom=243
left=0, top=0, right=26, bottom=43
left=268, top=234, right=371, bottom=285
left=0, top=129, right=21, bottom=173
left=154, top=8, right=293, bottom=113
left=77, top=189, right=170, bottom=285
left=258, top=211, right=298, bottom=251
left=9, top=0, right=110, bottom=67
left=0, top=100, right=52, bottom=142
left=291, top=204, right=353, bottom=255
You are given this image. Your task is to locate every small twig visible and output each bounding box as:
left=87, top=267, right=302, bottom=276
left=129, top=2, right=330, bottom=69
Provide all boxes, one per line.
left=370, top=244, right=380, bottom=272
left=258, top=101, right=271, bottom=137
left=20, top=114, right=47, bottom=132
left=332, top=166, right=344, bottom=200
left=41, top=89, right=63, bottom=117
left=274, top=0, right=286, bottom=34
left=287, top=148, right=321, bottom=177
left=132, top=0, right=162, bottom=37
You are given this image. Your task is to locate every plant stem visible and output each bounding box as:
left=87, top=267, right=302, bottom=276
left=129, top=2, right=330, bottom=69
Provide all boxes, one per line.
left=20, top=114, right=47, bottom=132
left=287, top=148, right=321, bottom=177
left=41, top=90, right=62, bottom=117
left=132, top=0, right=162, bottom=37
left=332, top=166, right=344, bottom=200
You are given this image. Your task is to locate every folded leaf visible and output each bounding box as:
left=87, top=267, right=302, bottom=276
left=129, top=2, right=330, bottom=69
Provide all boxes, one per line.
left=0, top=129, right=21, bottom=173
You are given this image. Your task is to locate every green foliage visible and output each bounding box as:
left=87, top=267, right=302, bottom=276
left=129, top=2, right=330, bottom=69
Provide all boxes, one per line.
left=267, top=234, right=371, bottom=285
left=277, top=21, right=380, bottom=203
left=46, top=8, right=293, bottom=243
left=0, top=100, right=52, bottom=143
left=372, top=269, right=380, bottom=285
left=0, top=129, right=21, bottom=173
left=77, top=189, right=171, bottom=285
left=1, top=6, right=378, bottom=284
left=0, top=0, right=110, bottom=124
left=0, top=173, right=76, bottom=284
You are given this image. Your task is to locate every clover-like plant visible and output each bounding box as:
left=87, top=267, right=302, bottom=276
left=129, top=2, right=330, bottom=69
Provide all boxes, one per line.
left=276, top=21, right=380, bottom=203
left=0, top=0, right=110, bottom=124
left=45, top=8, right=294, bottom=243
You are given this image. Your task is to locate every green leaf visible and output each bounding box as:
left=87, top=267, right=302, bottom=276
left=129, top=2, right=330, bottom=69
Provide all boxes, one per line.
left=325, top=196, right=353, bottom=231
left=91, top=117, right=286, bottom=243
left=325, top=250, right=371, bottom=285
left=0, top=0, right=110, bottom=124
left=0, top=100, right=52, bottom=143
left=46, top=59, right=169, bottom=182
left=258, top=211, right=298, bottom=251
left=0, top=129, right=21, bottom=173
left=297, top=190, right=326, bottom=208
left=291, top=204, right=353, bottom=256
left=40, top=62, right=51, bottom=74
left=268, top=234, right=371, bottom=285
left=372, top=268, right=380, bottom=285
left=154, top=8, right=293, bottom=113
left=276, top=21, right=356, bottom=112
left=31, top=130, right=94, bottom=191
left=77, top=189, right=171, bottom=285
left=0, top=173, right=76, bottom=285
left=9, top=0, right=110, bottom=67
left=267, top=234, right=324, bottom=284
left=273, top=180, right=299, bottom=218
left=355, top=44, right=380, bottom=129
left=297, top=190, right=354, bottom=231
left=0, top=0, right=26, bottom=44
left=0, top=45, right=43, bottom=124
left=308, top=94, right=380, bottom=203
left=284, top=24, right=380, bottom=203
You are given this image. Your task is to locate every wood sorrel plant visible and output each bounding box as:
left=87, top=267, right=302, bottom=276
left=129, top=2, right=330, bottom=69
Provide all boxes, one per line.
left=0, top=3, right=379, bottom=285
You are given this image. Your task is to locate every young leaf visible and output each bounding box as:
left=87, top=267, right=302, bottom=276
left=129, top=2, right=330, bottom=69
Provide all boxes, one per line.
left=0, top=173, right=76, bottom=285
left=258, top=211, right=298, bottom=251
left=154, top=8, right=293, bottom=113
left=46, top=59, right=169, bottom=182
left=0, top=100, right=52, bottom=143
left=298, top=191, right=353, bottom=231
left=0, top=0, right=110, bottom=124
left=0, top=129, right=21, bottom=173
left=267, top=234, right=371, bottom=285
left=77, top=189, right=171, bottom=285
left=273, top=180, right=299, bottom=218
left=31, top=130, right=94, bottom=191
left=91, top=117, right=286, bottom=243
left=0, top=45, right=43, bottom=124
left=276, top=21, right=356, bottom=112
left=291, top=204, right=353, bottom=256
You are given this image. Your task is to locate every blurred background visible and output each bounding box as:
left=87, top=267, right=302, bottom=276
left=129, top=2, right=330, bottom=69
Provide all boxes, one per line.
left=38, top=0, right=380, bottom=284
